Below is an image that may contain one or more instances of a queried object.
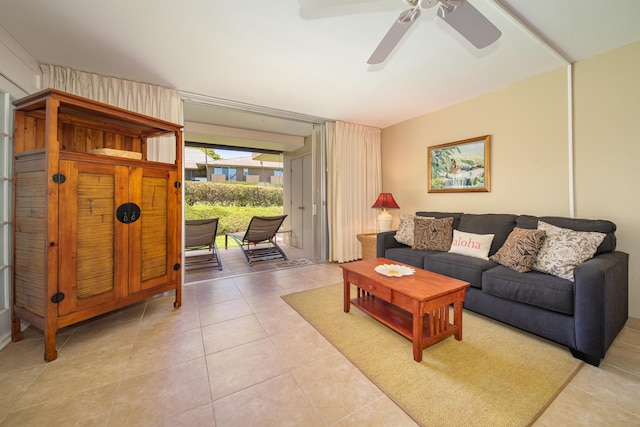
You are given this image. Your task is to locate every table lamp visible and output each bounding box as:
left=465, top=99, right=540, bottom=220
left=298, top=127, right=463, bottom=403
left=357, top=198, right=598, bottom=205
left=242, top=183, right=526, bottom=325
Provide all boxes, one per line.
left=371, top=193, right=399, bottom=232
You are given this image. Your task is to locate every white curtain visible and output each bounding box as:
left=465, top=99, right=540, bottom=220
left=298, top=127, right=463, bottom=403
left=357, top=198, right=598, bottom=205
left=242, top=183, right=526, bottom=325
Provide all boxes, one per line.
left=327, top=121, right=381, bottom=262
left=41, top=64, right=182, bottom=163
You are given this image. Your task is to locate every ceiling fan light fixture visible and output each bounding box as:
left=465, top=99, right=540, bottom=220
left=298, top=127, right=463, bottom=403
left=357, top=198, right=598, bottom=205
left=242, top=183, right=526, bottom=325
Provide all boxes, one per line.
left=418, top=0, right=441, bottom=9
left=398, top=7, right=421, bottom=23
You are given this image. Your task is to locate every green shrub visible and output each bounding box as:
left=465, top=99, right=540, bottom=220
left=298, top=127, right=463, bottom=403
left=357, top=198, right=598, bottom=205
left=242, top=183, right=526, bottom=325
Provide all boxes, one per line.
left=185, top=181, right=282, bottom=207
left=185, top=204, right=283, bottom=235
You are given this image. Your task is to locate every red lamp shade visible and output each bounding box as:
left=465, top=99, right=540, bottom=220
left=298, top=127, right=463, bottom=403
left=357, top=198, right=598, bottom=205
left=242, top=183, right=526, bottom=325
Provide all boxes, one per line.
left=371, top=193, right=399, bottom=209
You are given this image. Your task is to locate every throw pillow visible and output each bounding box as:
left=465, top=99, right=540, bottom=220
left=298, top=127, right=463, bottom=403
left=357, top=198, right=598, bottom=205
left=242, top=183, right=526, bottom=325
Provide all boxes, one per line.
left=532, top=221, right=606, bottom=281
left=448, top=230, right=495, bottom=260
left=412, top=217, right=453, bottom=251
left=490, top=227, right=547, bottom=272
left=394, top=213, right=416, bottom=246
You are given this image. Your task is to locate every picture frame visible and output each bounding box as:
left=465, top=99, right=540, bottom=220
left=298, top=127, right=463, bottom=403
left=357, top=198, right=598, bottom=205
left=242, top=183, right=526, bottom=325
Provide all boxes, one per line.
left=428, top=135, right=491, bottom=193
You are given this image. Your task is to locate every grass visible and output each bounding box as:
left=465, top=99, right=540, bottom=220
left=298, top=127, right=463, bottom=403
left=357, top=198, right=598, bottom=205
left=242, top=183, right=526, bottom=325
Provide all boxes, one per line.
left=185, top=203, right=284, bottom=248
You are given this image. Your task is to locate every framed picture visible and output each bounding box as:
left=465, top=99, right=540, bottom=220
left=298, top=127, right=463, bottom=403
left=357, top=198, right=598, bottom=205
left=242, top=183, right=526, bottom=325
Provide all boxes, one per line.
left=428, top=135, right=491, bottom=193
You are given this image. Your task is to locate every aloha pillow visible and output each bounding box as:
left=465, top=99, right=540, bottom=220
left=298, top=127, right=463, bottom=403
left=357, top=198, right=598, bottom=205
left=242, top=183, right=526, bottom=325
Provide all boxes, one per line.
left=394, top=213, right=416, bottom=246
left=412, top=217, right=453, bottom=251
left=532, top=221, right=606, bottom=281
left=448, top=230, right=495, bottom=260
left=490, top=227, right=547, bottom=272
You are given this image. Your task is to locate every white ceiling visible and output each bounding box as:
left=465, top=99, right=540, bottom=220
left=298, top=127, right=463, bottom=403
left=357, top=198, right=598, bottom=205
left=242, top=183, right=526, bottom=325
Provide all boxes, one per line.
left=1, top=0, right=639, bottom=136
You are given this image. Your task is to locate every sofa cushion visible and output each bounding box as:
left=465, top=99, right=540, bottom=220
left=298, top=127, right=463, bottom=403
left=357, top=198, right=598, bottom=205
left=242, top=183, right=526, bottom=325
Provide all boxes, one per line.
left=415, top=212, right=464, bottom=230
left=516, top=215, right=616, bottom=254
left=412, top=216, right=453, bottom=251
left=490, top=227, right=547, bottom=272
left=423, top=252, right=497, bottom=289
left=483, top=265, right=574, bottom=315
left=532, top=221, right=606, bottom=281
left=384, top=247, right=435, bottom=269
left=457, top=214, right=517, bottom=256
left=449, top=230, right=494, bottom=260
left=394, top=213, right=417, bottom=246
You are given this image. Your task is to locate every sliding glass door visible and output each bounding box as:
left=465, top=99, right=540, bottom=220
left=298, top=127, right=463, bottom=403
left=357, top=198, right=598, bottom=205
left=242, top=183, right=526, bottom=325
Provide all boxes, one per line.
left=0, top=78, right=21, bottom=348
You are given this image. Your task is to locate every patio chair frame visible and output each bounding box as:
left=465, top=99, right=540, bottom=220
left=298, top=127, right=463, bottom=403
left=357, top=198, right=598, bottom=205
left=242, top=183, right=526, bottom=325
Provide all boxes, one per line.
left=225, top=215, right=288, bottom=265
left=185, top=218, right=222, bottom=270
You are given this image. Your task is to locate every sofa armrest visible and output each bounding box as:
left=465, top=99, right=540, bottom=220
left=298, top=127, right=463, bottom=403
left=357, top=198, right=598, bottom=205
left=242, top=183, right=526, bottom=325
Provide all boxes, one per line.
left=376, top=231, right=406, bottom=257
left=573, top=251, right=629, bottom=363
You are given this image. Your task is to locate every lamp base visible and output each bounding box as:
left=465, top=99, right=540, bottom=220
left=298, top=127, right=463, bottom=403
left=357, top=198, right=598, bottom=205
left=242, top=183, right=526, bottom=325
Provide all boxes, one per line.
left=377, top=210, right=393, bottom=232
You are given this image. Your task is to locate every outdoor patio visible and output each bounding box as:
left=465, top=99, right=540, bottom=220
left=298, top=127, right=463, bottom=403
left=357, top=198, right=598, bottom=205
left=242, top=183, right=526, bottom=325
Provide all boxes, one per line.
left=184, top=241, right=314, bottom=284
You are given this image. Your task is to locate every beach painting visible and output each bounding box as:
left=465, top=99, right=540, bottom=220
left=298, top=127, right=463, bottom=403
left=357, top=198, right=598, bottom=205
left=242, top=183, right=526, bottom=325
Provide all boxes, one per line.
left=428, top=135, right=491, bottom=193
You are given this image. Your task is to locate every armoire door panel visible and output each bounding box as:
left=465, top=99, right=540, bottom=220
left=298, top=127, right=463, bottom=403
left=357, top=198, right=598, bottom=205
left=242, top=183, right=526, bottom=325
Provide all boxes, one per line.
left=128, top=167, right=178, bottom=293
left=58, top=160, right=129, bottom=315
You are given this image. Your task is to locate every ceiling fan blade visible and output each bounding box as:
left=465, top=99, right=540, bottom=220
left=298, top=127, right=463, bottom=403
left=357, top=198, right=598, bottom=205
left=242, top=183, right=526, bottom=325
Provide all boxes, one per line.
left=368, top=7, right=421, bottom=64
left=437, top=0, right=501, bottom=49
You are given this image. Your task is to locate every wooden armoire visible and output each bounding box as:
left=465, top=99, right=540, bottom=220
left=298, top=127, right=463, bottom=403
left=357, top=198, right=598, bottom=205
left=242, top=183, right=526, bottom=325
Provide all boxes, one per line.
left=11, top=89, right=183, bottom=361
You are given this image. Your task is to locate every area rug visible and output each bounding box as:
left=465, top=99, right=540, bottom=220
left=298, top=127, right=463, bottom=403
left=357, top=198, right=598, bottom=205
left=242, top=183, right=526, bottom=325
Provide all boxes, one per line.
left=282, top=283, right=583, bottom=427
left=271, top=258, right=313, bottom=269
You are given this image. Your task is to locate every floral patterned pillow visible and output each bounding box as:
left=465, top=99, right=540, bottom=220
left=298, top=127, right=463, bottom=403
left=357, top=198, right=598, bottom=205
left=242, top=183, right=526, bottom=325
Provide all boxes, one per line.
left=490, top=227, right=547, bottom=272
left=412, top=217, right=453, bottom=251
left=394, top=213, right=416, bottom=246
left=532, top=221, right=606, bottom=281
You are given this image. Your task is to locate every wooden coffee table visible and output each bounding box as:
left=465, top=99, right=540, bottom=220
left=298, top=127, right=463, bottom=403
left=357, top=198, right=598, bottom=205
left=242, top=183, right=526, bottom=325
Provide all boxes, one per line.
left=341, top=258, right=470, bottom=362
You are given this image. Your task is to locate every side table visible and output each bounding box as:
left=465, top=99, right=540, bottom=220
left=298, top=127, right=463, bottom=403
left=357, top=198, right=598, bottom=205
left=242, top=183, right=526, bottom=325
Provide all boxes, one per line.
left=356, top=233, right=379, bottom=260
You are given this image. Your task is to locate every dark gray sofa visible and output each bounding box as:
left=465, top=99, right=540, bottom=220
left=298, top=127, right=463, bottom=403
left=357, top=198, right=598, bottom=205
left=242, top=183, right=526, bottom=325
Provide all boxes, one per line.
left=376, top=211, right=629, bottom=366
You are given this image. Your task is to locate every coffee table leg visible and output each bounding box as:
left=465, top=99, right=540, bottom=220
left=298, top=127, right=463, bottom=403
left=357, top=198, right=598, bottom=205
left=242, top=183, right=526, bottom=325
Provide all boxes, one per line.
left=413, top=300, right=423, bottom=362
left=343, top=280, right=350, bottom=313
left=454, top=299, right=463, bottom=341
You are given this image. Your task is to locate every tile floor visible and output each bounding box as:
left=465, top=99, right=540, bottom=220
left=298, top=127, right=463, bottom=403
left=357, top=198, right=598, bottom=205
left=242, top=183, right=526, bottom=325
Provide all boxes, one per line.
left=1, top=259, right=639, bottom=426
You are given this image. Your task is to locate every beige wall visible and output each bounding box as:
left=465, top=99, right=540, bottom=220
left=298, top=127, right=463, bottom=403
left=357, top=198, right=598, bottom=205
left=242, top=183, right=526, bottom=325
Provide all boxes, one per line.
left=381, top=41, right=640, bottom=318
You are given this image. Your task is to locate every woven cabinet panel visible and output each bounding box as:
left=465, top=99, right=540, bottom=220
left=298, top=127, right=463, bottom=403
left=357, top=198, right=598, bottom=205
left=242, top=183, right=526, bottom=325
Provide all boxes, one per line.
left=76, top=172, right=115, bottom=299
left=140, top=176, right=168, bottom=282
left=14, top=171, right=46, bottom=315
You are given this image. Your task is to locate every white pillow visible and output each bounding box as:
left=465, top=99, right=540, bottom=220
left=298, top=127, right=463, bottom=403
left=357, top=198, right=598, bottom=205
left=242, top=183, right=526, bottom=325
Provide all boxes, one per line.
left=394, top=213, right=416, bottom=246
left=448, top=230, right=495, bottom=260
left=532, top=221, right=606, bottom=281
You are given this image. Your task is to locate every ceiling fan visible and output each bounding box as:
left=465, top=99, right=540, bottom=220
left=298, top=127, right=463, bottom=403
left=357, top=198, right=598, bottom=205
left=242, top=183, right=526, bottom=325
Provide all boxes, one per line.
left=368, top=0, right=502, bottom=64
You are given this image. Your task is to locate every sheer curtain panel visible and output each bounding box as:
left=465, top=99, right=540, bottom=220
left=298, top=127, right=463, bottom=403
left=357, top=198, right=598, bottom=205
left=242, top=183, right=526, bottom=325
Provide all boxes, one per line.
left=327, top=121, right=381, bottom=262
left=41, top=65, right=182, bottom=163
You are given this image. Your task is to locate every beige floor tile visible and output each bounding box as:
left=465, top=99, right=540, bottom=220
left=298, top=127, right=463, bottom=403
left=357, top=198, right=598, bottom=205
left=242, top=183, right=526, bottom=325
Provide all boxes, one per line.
left=292, top=353, right=383, bottom=425
left=0, top=334, right=50, bottom=373
left=569, top=363, right=640, bottom=418
left=72, top=300, right=146, bottom=330
left=254, top=304, right=308, bottom=335
left=535, top=382, right=640, bottom=426
left=212, top=372, right=324, bottom=427
left=1, top=382, right=119, bottom=427
left=201, top=315, right=267, bottom=355
left=626, top=317, right=640, bottom=331
left=269, top=324, right=340, bottom=370
left=601, top=338, right=640, bottom=380
left=333, top=395, right=419, bottom=426
left=191, top=283, right=244, bottom=307
left=58, top=319, right=139, bottom=359
left=123, top=324, right=205, bottom=379
left=206, top=338, right=289, bottom=400
left=198, top=297, right=254, bottom=327
left=138, top=296, right=201, bottom=333
left=109, top=358, right=212, bottom=426
left=243, top=289, right=289, bottom=313
left=0, top=364, right=46, bottom=418
left=269, top=272, right=311, bottom=290
left=156, top=403, right=215, bottom=427
left=234, top=277, right=283, bottom=297
left=14, top=344, right=131, bottom=411
left=231, top=273, right=278, bottom=288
